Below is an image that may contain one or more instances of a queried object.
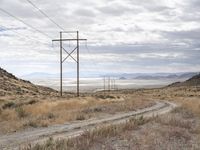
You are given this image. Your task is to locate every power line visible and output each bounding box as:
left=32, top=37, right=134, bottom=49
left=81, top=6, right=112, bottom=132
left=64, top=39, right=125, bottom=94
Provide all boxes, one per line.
left=84, top=41, right=118, bottom=92
left=25, top=0, right=64, bottom=31
left=0, top=25, right=51, bottom=46
left=0, top=7, right=53, bottom=39
left=25, top=0, right=74, bottom=39
left=84, top=41, right=101, bottom=72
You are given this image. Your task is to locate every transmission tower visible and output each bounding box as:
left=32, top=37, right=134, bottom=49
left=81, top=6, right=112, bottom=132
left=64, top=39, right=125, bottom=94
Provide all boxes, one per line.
left=52, top=31, right=87, bottom=97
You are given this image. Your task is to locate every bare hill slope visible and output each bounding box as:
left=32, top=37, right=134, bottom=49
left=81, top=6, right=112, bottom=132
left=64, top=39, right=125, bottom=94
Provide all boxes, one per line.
left=168, top=73, right=200, bottom=87
left=0, top=67, right=57, bottom=96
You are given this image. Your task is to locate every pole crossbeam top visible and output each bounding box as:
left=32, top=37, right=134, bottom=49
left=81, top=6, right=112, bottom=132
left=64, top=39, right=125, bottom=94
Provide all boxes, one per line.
left=52, top=39, right=87, bottom=42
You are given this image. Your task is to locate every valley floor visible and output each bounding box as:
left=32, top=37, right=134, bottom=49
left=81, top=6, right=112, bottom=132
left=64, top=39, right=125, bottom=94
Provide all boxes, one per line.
left=0, top=86, right=200, bottom=149
left=0, top=92, right=154, bottom=134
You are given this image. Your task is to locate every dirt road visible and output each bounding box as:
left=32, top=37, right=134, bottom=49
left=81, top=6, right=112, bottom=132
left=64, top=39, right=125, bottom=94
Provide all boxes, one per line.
left=0, top=101, right=177, bottom=150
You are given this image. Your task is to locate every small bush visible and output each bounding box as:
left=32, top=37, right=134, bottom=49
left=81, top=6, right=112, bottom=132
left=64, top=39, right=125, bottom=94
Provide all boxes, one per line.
left=40, top=122, right=48, bottom=127
left=123, top=116, right=147, bottom=131
left=88, top=125, right=118, bottom=138
left=82, top=107, right=103, bottom=114
left=2, top=102, right=15, bottom=109
left=171, top=107, right=194, bottom=119
left=76, top=114, right=85, bottom=120
left=47, top=113, right=55, bottom=119
left=96, top=95, right=115, bottom=99
left=96, top=95, right=106, bottom=99
left=24, top=120, right=38, bottom=128
left=132, top=116, right=146, bottom=126
left=156, top=115, right=192, bottom=129
left=93, top=107, right=103, bottom=112
left=105, top=95, right=115, bottom=99
left=45, top=137, right=54, bottom=148
left=15, top=107, right=27, bottom=118
left=27, top=100, right=37, bottom=105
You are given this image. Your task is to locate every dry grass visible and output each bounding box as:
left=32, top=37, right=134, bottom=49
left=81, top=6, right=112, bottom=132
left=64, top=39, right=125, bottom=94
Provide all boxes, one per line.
left=127, top=86, right=200, bottom=117
left=155, top=114, right=193, bottom=129
left=22, top=106, right=200, bottom=150
left=2, top=85, right=200, bottom=149
left=1, top=86, right=199, bottom=134
left=22, top=116, right=148, bottom=150
left=0, top=94, right=153, bottom=134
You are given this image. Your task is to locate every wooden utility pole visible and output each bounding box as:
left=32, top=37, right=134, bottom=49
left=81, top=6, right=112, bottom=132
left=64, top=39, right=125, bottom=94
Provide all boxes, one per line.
left=60, top=32, right=63, bottom=96
left=108, top=76, right=110, bottom=91
left=53, top=31, right=87, bottom=97
left=103, top=76, right=106, bottom=96
left=77, top=31, right=80, bottom=96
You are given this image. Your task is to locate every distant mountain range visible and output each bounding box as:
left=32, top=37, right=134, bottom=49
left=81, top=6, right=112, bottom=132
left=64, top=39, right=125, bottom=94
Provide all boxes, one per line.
left=112, top=72, right=199, bottom=80
left=21, top=72, right=199, bottom=81
left=132, top=72, right=198, bottom=80
left=168, top=73, right=200, bottom=87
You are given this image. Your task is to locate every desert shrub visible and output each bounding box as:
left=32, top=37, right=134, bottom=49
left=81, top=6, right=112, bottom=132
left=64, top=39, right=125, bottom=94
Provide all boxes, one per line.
left=105, top=95, right=115, bottom=99
left=84, top=116, right=147, bottom=140
left=2, top=102, right=15, bottom=109
left=88, top=125, right=118, bottom=138
left=82, top=107, right=103, bottom=114
left=133, top=116, right=146, bottom=126
left=96, top=95, right=115, bottom=99
left=168, top=129, right=191, bottom=141
left=10, top=100, right=38, bottom=109
left=23, top=120, right=38, bottom=128
left=47, top=113, right=55, bottom=119
left=15, top=107, right=27, bottom=118
left=123, top=116, right=147, bottom=131
left=171, top=107, right=194, bottom=119
left=96, top=95, right=106, bottom=99
left=93, top=107, right=103, bottom=112
left=40, top=121, right=48, bottom=127
left=16, top=87, right=21, bottom=91
left=156, top=115, right=192, bottom=129
left=23, top=137, right=65, bottom=150
left=27, top=100, right=37, bottom=105
left=16, top=87, right=23, bottom=94
left=45, top=137, right=54, bottom=148
left=0, top=91, right=6, bottom=96
left=76, top=114, right=85, bottom=120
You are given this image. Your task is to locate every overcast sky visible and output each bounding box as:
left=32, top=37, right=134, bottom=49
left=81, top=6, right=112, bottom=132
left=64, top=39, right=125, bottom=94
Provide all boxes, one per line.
left=0, top=0, right=200, bottom=77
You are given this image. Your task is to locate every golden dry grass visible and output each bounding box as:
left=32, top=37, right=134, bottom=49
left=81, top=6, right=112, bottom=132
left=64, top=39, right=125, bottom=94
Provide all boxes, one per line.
left=23, top=106, right=200, bottom=150
left=22, top=116, right=149, bottom=150
left=1, top=85, right=199, bottom=135
left=0, top=94, right=154, bottom=134
left=18, top=86, right=200, bottom=150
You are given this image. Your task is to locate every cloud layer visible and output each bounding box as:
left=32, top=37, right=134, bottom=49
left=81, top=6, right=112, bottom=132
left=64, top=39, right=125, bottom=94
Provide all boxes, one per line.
left=0, top=0, right=200, bottom=76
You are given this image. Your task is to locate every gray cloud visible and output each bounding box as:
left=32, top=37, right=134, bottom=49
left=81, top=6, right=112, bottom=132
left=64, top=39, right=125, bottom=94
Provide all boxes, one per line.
left=73, top=8, right=97, bottom=17
left=0, top=0, right=199, bottom=75
left=97, top=5, right=130, bottom=16
left=161, top=28, right=200, bottom=44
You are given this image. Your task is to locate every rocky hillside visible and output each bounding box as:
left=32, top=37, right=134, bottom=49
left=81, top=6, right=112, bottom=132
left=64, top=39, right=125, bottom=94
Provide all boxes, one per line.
left=168, top=73, right=200, bottom=87
left=0, top=67, right=57, bottom=96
